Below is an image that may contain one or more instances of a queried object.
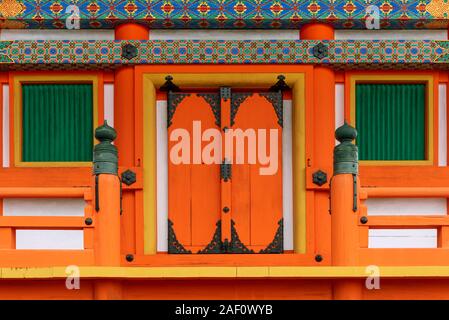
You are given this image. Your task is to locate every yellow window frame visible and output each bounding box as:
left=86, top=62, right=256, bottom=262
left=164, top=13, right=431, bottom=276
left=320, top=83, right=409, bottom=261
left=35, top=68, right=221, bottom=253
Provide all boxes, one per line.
left=13, top=74, right=99, bottom=167
left=349, top=74, right=434, bottom=166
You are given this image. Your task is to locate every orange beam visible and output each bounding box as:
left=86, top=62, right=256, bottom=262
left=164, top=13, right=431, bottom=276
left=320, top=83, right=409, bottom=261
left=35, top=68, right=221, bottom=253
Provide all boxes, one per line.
left=0, top=216, right=93, bottom=228
left=0, top=187, right=89, bottom=198
left=364, top=216, right=449, bottom=227
left=364, top=187, right=449, bottom=198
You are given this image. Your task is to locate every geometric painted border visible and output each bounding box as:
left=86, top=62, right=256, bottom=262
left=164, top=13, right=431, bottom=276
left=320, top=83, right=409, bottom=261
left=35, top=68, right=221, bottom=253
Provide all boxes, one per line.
left=0, top=40, right=449, bottom=70
left=1, top=1, right=448, bottom=30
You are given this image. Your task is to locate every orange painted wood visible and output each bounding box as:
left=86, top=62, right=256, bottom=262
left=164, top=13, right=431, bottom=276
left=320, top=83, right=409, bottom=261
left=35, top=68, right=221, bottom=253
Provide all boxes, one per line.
left=301, top=23, right=335, bottom=40
left=358, top=248, right=449, bottom=265
left=0, top=228, right=15, bottom=249
left=0, top=249, right=94, bottom=267
left=221, top=93, right=232, bottom=244
left=0, top=187, right=89, bottom=197
left=314, top=191, right=332, bottom=259
left=331, top=175, right=360, bottom=266
left=364, top=187, right=449, bottom=197
left=231, top=93, right=283, bottom=249
left=129, top=252, right=324, bottom=266
left=360, top=167, right=449, bottom=187
left=438, top=226, right=449, bottom=248
left=0, top=216, right=92, bottom=228
left=363, top=216, right=449, bottom=227
left=168, top=94, right=221, bottom=250
left=95, top=174, right=121, bottom=266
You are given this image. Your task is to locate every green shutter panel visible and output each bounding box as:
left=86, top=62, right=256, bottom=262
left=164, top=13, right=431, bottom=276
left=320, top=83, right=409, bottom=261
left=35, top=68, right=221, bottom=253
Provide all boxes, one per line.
left=356, top=83, right=426, bottom=161
left=22, top=84, right=93, bottom=162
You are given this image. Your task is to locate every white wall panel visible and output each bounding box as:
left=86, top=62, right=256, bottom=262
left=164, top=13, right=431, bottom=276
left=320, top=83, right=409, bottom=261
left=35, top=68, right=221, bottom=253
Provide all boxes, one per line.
left=0, top=30, right=114, bottom=40
left=335, top=30, right=447, bottom=40
left=335, top=84, right=345, bottom=145
left=150, top=30, right=299, bottom=40
left=3, top=198, right=85, bottom=217
left=156, top=100, right=168, bottom=252
left=366, top=198, right=447, bottom=216
left=16, top=230, right=84, bottom=250
left=369, top=229, right=437, bottom=248
left=283, top=100, right=293, bottom=250
left=104, top=83, right=114, bottom=127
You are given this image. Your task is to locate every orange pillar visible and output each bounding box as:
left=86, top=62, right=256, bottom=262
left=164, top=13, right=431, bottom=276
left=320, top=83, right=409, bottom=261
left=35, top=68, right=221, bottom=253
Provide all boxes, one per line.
left=114, top=23, right=149, bottom=166
left=300, top=24, right=336, bottom=263
left=92, top=122, right=122, bottom=300
left=300, top=23, right=335, bottom=168
left=114, top=24, right=149, bottom=255
left=331, top=124, right=362, bottom=300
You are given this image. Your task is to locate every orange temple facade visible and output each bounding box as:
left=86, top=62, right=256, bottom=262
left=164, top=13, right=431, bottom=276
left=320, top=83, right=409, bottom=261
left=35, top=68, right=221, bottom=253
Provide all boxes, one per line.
left=2, top=1, right=449, bottom=300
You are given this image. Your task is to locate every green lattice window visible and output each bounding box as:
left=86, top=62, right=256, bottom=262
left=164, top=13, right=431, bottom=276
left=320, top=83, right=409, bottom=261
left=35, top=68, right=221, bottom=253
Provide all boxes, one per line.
left=22, top=83, right=93, bottom=162
left=356, top=83, right=426, bottom=161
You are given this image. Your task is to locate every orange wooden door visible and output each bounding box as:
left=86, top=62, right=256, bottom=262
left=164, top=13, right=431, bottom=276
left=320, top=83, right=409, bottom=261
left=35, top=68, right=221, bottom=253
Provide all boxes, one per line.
left=167, top=89, right=283, bottom=254
left=230, top=91, right=283, bottom=253
left=168, top=92, right=221, bottom=253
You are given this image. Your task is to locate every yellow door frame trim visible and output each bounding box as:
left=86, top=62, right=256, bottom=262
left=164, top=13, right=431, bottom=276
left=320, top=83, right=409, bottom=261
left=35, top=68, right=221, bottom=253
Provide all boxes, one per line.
left=349, top=74, right=434, bottom=166
left=13, top=74, right=99, bottom=167
left=142, top=73, right=307, bottom=255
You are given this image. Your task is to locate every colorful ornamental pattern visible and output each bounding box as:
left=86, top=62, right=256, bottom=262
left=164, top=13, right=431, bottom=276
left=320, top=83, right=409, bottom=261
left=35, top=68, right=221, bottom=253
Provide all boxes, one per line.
left=0, top=40, right=449, bottom=69
left=0, top=0, right=447, bottom=29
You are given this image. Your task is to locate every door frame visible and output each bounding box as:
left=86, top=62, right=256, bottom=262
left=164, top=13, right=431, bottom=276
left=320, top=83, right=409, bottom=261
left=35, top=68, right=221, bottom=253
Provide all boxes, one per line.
left=136, top=65, right=312, bottom=261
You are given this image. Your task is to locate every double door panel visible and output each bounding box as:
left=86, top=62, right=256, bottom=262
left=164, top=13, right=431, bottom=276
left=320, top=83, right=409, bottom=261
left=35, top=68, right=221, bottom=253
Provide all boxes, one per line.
left=167, top=88, right=283, bottom=254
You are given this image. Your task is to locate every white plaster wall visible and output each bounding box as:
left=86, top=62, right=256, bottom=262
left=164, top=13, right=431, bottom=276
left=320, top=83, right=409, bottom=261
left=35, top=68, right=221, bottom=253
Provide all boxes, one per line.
left=335, top=84, right=345, bottom=145
left=150, top=30, right=299, bottom=40
left=369, top=229, right=437, bottom=248
left=283, top=100, right=293, bottom=250
left=366, top=198, right=447, bottom=216
left=15, top=230, right=84, bottom=250
left=335, top=30, right=448, bottom=40
left=156, top=100, right=168, bottom=252
left=104, top=84, right=114, bottom=127
left=0, top=30, right=114, bottom=40
left=3, top=198, right=86, bottom=216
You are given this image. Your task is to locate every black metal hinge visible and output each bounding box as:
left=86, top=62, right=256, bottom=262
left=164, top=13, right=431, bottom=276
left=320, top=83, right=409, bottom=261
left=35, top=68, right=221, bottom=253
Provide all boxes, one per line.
left=220, top=159, right=231, bottom=182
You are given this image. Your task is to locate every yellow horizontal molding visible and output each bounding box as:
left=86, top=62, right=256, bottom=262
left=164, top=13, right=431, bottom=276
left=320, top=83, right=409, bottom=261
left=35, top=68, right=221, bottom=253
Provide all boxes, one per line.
left=3, top=266, right=449, bottom=279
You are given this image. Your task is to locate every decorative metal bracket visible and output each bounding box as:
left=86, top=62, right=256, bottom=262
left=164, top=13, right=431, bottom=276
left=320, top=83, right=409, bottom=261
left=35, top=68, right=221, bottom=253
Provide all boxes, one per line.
left=198, top=93, right=221, bottom=127
left=167, top=92, right=190, bottom=128
left=312, top=170, right=328, bottom=187
left=198, top=220, right=254, bottom=254
left=168, top=219, right=192, bottom=254
left=220, top=87, right=231, bottom=101
left=121, top=43, right=138, bottom=60
left=312, top=42, right=329, bottom=60
left=260, top=91, right=283, bottom=127
left=220, top=159, right=232, bottom=182
left=121, top=169, right=136, bottom=186
left=230, top=92, right=253, bottom=126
